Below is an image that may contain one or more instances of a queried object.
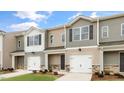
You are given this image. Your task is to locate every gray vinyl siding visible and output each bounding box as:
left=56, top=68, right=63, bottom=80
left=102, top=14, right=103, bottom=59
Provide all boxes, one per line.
left=16, top=36, right=24, bottom=51
left=100, top=17, right=124, bottom=43
left=25, top=52, right=45, bottom=69
left=104, top=51, right=119, bottom=65
left=66, top=18, right=97, bottom=48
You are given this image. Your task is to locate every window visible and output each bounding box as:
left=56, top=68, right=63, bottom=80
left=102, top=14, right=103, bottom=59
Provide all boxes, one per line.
left=61, top=32, right=65, bottom=42
left=34, top=35, right=40, bottom=45
left=29, top=36, right=33, bottom=46
left=18, top=40, right=21, bottom=48
left=72, top=28, right=80, bottom=41
left=50, top=35, right=54, bottom=44
left=81, top=26, right=89, bottom=40
left=27, top=34, right=42, bottom=46
left=121, top=23, right=124, bottom=36
left=102, top=26, right=109, bottom=38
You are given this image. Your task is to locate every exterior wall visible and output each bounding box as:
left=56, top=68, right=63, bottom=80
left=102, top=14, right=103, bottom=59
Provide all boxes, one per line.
left=47, top=27, right=65, bottom=48
left=25, top=29, right=45, bottom=52
left=104, top=51, right=120, bottom=74
left=3, top=32, right=19, bottom=68
left=66, top=18, right=97, bottom=48
left=16, top=36, right=24, bottom=51
left=99, top=17, right=124, bottom=43
left=25, top=52, right=45, bottom=69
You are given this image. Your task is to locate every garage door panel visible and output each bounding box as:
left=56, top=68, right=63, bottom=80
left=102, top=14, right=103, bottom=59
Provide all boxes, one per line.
left=27, top=56, right=41, bottom=70
left=70, top=55, right=92, bottom=73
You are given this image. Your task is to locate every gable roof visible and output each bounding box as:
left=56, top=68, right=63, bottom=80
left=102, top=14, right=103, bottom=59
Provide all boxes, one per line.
left=67, top=15, right=96, bottom=26
left=25, top=26, right=45, bottom=35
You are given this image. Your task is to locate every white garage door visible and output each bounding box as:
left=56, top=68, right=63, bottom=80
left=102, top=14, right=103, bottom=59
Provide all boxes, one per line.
left=27, top=56, right=41, bottom=70
left=70, top=55, right=92, bottom=73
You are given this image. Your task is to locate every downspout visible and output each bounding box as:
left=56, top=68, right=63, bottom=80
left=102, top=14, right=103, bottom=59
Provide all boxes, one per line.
left=97, top=18, right=104, bottom=75
left=97, top=17, right=99, bottom=46
left=64, top=25, right=66, bottom=48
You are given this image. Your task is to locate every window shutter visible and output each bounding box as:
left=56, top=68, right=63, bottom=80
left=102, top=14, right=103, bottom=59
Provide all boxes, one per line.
left=39, top=34, right=41, bottom=45
left=89, top=25, right=93, bottom=40
left=27, top=36, right=29, bottom=46
left=69, top=29, right=72, bottom=42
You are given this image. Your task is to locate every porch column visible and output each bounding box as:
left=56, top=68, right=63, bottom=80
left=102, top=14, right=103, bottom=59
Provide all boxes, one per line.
left=12, top=55, right=15, bottom=69
left=45, top=54, right=48, bottom=69
left=99, top=48, right=104, bottom=72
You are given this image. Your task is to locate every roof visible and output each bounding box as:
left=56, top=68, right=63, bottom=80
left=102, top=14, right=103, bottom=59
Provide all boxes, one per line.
left=99, top=13, right=124, bottom=21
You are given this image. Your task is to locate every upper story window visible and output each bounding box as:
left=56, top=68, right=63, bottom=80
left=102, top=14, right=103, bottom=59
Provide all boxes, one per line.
left=61, top=32, right=65, bottom=42
left=72, top=28, right=80, bottom=41
left=50, top=35, right=54, bottom=44
left=121, top=23, right=124, bottom=36
left=27, top=34, right=41, bottom=46
left=18, top=40, right=21, bottom=48
left=101, top=26, right=109, bottom=38
left=81, top=26, right=89, bottom=40
left=72, top=26, right=89, bottom=41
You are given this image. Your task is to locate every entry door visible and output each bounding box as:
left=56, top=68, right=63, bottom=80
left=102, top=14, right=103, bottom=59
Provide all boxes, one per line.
left=61, top=55, right=65, bottom=70
left=120, top=53, right=124, bottom=72
left=70, top=55, right=92, bottom=73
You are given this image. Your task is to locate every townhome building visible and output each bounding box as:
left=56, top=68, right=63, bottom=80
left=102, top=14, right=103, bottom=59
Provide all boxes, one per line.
left=1, top=13, right=124, bottom=75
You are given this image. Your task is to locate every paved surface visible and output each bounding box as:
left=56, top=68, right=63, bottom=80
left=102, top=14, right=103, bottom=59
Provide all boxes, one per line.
left=56, top=73, right=92, bottom=81
left=0, top=70, right=32, bottom=80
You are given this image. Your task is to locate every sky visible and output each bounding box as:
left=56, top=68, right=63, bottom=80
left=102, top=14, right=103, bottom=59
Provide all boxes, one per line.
left=0, top=11, right=124, bottom=32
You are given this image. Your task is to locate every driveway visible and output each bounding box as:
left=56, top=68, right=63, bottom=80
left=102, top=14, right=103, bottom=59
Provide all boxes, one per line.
left=56, top=73, right=92, bottom=81
left=0, top=70, right=32, bottom=80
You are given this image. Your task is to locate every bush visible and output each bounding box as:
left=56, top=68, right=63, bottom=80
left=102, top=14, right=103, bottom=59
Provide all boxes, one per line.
left=32, top=70, right=37, bottom=73
left=98, top=71, right=104, bottom=78
left=53, top=72, right=58, bottom=75
left=42, top=69, right=48, bottom=74
left=7, top=68, right=14, bottom=72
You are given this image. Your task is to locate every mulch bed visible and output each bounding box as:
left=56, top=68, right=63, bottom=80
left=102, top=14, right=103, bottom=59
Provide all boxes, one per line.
left=91, top=74, right=124, bottom=81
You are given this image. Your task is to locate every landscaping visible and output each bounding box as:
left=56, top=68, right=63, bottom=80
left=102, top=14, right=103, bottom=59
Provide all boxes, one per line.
left=0, top=72, right=63, bottom=81
left=91, top=73, right=124, bottom=81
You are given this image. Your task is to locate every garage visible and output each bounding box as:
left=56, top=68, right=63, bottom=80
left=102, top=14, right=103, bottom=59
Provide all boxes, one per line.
left=27, top=56, right=41, bottom=70
left=70, top=55, right=92, bottom=73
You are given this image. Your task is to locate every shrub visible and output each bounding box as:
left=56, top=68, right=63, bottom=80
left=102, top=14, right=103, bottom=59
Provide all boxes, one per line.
left=32, top=70, right=37, bottom=73
left=53, top=72, right=58, bottom=75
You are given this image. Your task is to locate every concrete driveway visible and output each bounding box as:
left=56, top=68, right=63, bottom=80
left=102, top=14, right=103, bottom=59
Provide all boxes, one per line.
left=0, top=70, right=32, bottom=80
left=56, top=73, right=92, bottom=81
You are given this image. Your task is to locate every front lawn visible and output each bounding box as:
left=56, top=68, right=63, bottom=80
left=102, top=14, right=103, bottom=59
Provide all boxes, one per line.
left=0, top=73, right=62, bottom=81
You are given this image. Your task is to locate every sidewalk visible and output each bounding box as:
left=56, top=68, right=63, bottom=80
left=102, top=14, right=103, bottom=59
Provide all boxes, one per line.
left=0, top=70, right=32, bottom=80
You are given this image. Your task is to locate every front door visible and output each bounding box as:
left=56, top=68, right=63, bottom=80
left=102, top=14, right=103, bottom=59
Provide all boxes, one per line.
left=120, top=53, right=124, bottom=72
left=61, top=55, right=65, bottom=70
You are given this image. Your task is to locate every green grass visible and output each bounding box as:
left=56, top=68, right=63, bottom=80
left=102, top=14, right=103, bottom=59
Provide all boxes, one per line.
left=0, top=73, right=58, bottom=81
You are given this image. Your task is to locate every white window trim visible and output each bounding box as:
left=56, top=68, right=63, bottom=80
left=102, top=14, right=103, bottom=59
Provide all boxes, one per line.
left=27, top=34, right=42, bottom=47
left=72, top=25, right=90, bottom=41
left=49, top=34, right=54, bottom=45
left=101, top=26, right=109, bottom=38
left=18, top=40, right=21, bottom=48
left=81, top=25, right=90, bottom=40
left=72, top=27, right=81, bottom=41
left=121, top=23, right=124, bottom=36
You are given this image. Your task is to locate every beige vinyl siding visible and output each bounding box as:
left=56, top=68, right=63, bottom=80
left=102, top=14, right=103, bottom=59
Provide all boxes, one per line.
left=47, top=27, right=65, bottom=47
